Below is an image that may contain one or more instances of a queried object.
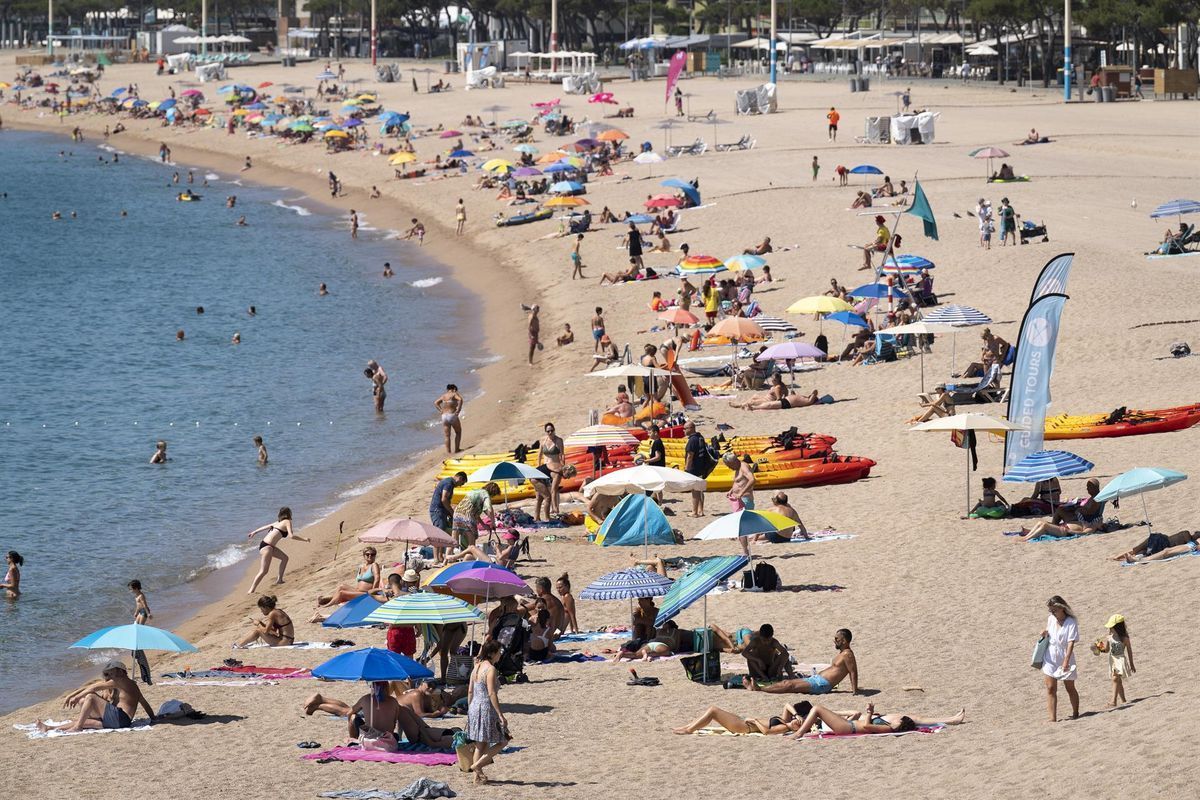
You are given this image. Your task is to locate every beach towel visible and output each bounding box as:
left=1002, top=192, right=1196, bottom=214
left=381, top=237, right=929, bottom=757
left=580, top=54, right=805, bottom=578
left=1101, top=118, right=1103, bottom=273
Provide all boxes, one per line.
left=695, top=725, right=765, bottom=736
left=158, top=679, right=278, bottom=687
left=210, top=664, right=309, bottom=675
left=791, top=529, right=856, bottom=544
left=304, top=746, right=459, bottom=766
left=1121, top=549, right=1200, bottom=566
left=319, top=779, right=457, bottom=799
left=14, top=719, right=154, bottom=739
left=797, top=724, right=944, bottom=741
left=536, top=652, right=606, bottom=664
left=783, top=584, right=846, bottom=592
left=557, top=631, right=624, bottom=643
left=236, top=641, right=343, bottom=650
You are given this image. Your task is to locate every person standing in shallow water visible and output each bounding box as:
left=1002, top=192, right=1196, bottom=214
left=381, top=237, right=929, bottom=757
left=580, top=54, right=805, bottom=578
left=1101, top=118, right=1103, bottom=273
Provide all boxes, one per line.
left=150, top=440, right=167, bottom=464
left=366, top=360, right=387, bottom=412
left=435, top=384, right=464, bottom=453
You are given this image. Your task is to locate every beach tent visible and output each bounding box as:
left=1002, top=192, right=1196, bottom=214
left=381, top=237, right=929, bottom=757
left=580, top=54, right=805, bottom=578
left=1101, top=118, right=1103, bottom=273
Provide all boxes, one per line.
left=890, top=111, right=939, bottom=145
left=596, top=494, right=674, bottom=547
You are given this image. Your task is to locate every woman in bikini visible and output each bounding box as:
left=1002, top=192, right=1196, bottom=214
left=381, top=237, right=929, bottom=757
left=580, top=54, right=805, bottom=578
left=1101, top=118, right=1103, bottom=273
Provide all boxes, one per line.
left=246, top=507, right=310, bottom=594
left=236, top=595, right=295, bottom=647
left=537, top=422, right=566, bottom=517
left=2, top=551, right=23, bottom=599
left=315, top=547, right=382, bottom=608
left=779, top=703, right=964, bottom=739
left=673, top=702, right=811, bottom=735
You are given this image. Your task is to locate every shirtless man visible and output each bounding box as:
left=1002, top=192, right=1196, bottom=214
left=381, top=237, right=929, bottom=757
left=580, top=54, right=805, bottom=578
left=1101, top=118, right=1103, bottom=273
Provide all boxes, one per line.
left=253, top=435, right=268, bottom=465
left=347, top=682, right=402, bottom=746
left=606, top=385, right=635, bottom=419
left=150, top=440, right=167, bottom=464
left=435, top=384, right=464, bottom=453
left=37, top=661, right=156, bottom=733
left=740, top=624, right=795, bottom=680
left=748, top=628, right=858, bottom=695
left=366, top=360, right=387, bottom=412
left=398, top=680, right=449, bottom=718
left=527, top=305, right=541, bottom=365
left=396, top=705, right=457, bottom=749
left=723, top=454, right=757, bottom=556
left=528, top=577, right=565, bottom=637
left=1111, top=530, right=1197, bottom=563
left=769, top=493, right=807, bottom=541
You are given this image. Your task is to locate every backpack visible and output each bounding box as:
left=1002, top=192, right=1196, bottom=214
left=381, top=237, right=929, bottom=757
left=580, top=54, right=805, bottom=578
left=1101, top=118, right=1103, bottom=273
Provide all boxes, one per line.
left=1170, top=342, right=1191, bottom=358
left=753, top=562, right=780, bottom=592
left=493, top=612, right=530, bottom=675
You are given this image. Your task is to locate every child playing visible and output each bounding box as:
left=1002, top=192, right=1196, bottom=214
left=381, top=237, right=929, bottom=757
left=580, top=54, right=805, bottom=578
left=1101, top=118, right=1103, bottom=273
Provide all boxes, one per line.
left=965, top=477, right=1009, bottom=519
left=1103, top=614, right=1134, bottom=706
left=556, top=323, right=575, bottom=347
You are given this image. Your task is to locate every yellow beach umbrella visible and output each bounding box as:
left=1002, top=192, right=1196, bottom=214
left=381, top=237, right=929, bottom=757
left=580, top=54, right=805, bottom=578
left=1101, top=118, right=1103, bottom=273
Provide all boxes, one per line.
left=357, top=93, right=377, bottom=102
left=482, top=158, right=515, bottom=173
left=544, top=196, right=589, bottom=208
left=0, top=82, right=10, bottom=89
left=324, top=129, right=350, bottom=138
left=388, top=152, right=417, bottom=165
left=561, top=156, right=585, bottom=168
left=232, top=108, right=249, bottom=116
left=786, top=296, right=855, bottom=315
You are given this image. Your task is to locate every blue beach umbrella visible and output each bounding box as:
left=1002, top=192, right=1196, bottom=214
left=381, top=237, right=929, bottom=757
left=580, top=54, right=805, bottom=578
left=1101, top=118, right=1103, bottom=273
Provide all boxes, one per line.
left=849, top=164, right=883, bottom=175
left=579, top=569, right=673, bottom=600
left=157, top=98, right=176, bottom=110
left=550, top=180, right=583, bottom=193
left=1095, top=467, right=1187, bottom=532
left=322, top=593, right=386, bottom=629
left=1002, top=450, right=1093, bottom=484
left=848, top=282, right=904, bottom=300
left=661, top=178, right=701, bottom=206
left=312, top=647, right=433, bottom=682
left=71, top=624, right=198, bottom=653
left=827, top=311, right=869, bottom=328
left=449, top=149, right=474, bottom=158
left=881, top=254, right=936, bottom=274
left=543, top=162, right=575, bottom=174
left=110, top=87, right=126, bottom=97
left=724, top=254, right=766, bottom=271
left=1149, top=199, right=1200, bottom=220
left=343, top=118, right=362, bottom=127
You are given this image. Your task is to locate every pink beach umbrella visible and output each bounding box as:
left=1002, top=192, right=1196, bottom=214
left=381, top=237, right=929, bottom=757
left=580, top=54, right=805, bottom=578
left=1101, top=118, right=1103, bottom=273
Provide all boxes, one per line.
left=357, top=518, right=454, bottom=546
left=439, top=129, right=463, bottom=138
left=445, top=567, right=532, bottom=599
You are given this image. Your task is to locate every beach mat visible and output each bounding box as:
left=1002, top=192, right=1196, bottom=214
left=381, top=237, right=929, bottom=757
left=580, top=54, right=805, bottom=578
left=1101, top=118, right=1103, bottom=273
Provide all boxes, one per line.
left=798, top=725, right=944, bottom=741
left=14, top=719, right=154, bottom=739
left=158, top=679, right=279, bottom=687
left=235, top=641, right=345, bottom=650
left=556, top=631, right=625, bottom=643
left=534, top=652, right=606, bottom=664
left=791, top=530, right=856, bottom=543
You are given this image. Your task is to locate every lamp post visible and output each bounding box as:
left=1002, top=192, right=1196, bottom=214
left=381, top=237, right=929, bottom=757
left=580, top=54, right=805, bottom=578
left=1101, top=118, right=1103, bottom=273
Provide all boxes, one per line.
left=1063, top=0, right=1071, bottom=101
left=46, top=0, right=52, bottom=57
left=370, top=0, right=377, bottom=65
left=201, top=0, right=207, bottom=56
left=550, top=0, right=557, bottom=71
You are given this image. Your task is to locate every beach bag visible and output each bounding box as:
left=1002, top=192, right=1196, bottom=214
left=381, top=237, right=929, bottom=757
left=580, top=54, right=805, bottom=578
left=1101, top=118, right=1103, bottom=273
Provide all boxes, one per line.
left=360, top=731, right=399, bottom=752
left=681, top=654, right=721, bottom=684
left=447, top=653, right=474, bottom=685
left=753, top=562, right=780, bottom=592
left=1031, top=635, right=1049, bottom=669
left=1170, top=342, right=1191, bottom=358
left=453, top=730, right=475, bottom=771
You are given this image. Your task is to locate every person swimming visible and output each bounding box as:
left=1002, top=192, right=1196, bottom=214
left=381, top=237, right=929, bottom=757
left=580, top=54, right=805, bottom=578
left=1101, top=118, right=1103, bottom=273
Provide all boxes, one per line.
left=2, top=551, right=23, bottom=599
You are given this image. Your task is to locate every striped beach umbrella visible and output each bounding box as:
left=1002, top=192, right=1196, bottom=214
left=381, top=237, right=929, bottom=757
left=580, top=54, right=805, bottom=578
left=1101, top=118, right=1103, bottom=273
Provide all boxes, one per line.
left=1149, top=199, right=1200, bottom=220
left=422, top=560, right=494, bottom=588
left=923, top=304, right=992, bottom=326
left=364, top=591, right=484, bottom=626
left=754, top=316, right=798, bottom=333
left=565, top=424, right=640, bottom=449
left=481, top=158, right=514, bottom=173
left=1002, top=450, right=1094, bottom=484
left=693, top=510, right=798, bottom=540
left=678, top=254, right=726, bottom=275
left=880, top=254, right=935, bottom=274
left=655, top=555, right=749, bottom=681
left=579, top=569, right=673, bottom=600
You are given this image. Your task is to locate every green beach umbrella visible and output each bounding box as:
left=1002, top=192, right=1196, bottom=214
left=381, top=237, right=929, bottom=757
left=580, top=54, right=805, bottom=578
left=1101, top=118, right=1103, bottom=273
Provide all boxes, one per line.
left=363, top=591, right=485, bottom=626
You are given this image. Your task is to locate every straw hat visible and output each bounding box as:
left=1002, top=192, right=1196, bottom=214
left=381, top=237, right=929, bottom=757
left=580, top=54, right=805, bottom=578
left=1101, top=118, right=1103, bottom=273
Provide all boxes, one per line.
left=402, top=569, right=420, bottom=583
left=1105, top=614, right=1125, bottom=629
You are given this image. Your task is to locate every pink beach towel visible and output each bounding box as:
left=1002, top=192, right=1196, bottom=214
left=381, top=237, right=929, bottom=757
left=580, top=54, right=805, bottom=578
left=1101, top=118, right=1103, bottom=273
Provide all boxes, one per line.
left=302, top=746, right=458, bottom=766
left=799, top=725, right=944, bottom=741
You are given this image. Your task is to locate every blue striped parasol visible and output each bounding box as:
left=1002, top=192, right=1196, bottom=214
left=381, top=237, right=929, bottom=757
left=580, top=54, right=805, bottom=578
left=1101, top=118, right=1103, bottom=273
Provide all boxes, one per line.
left=923, top=304, right=992, bottom=326
left=1002, top=450, right=1094, bottom=483
left=364, top=591, right=484, bottom=625
left=579, top=569, right=673, bottom=601
left=1149, top=199, right=1200, bottom=219
left=880, top=254, right=935, bottom=274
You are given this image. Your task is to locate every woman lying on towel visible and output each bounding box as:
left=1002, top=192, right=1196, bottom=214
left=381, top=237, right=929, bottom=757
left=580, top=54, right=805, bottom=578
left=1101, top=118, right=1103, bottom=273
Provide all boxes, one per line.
left=782, top=702, right=965, bottom=739
left=673, top=701, right=813, bottom=735
left=612, top=620, right=739, bottom=662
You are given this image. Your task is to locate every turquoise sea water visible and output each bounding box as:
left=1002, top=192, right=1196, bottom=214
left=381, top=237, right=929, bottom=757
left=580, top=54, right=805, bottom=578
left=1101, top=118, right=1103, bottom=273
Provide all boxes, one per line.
left=0, top=129, right=480, bottom=712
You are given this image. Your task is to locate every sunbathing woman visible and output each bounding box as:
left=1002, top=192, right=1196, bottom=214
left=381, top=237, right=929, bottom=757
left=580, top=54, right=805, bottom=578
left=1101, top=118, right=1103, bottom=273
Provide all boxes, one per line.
left=1016, top=479, right=1106, bottom=541
left=781, top=702, right=963, bottom=739
left=247, top=506, right=310, bottom=594
left=1112, top=530, right=1199, bottom=563
left=599, top=259, right=641, bottom=286
left=673, top=703, right=808, bottom=735
left=732, top=376, right=820, bottom=411
left=316, top=546, right=381, bottom=607
left=236, top=595, right=295, bottom=647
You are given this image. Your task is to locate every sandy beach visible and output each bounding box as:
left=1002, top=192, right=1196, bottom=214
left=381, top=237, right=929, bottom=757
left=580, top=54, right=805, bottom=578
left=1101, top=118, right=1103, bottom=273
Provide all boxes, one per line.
left=4, top=55, right=1200, bottom=798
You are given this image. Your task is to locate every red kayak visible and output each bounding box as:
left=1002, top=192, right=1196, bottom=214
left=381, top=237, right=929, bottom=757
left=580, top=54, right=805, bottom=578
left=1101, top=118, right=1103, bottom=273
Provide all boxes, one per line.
left=1044, top=403, right=1200, bottom=440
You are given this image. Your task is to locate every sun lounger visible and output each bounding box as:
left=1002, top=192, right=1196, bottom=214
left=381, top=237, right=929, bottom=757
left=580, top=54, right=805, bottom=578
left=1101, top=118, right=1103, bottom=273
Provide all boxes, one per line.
left=945, top=363, right=1005, bottom=403
left=715, top=134, right=756, bottom=152
left=666, top=139, right=707, bottom=157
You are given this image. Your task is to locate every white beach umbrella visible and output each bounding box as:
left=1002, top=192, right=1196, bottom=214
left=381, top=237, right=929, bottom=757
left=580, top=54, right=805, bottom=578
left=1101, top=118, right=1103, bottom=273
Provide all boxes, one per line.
left=910, top=413, right=1028, bottom=514
left=583, top=464, right=706, bottom=496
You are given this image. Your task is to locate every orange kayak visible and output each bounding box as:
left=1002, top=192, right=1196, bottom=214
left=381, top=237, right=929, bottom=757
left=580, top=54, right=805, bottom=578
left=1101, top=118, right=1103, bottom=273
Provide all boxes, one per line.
left=1044, top=404, right=1200, bottom=439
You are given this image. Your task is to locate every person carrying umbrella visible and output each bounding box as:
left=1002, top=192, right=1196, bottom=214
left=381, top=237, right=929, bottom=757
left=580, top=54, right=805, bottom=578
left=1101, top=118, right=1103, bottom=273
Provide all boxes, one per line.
left=37, top=661, right=155, bottom=733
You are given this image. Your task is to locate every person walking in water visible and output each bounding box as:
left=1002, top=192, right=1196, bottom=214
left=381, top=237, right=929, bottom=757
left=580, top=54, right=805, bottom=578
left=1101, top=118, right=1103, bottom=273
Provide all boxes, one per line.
left=253, top=435, right=268, bottom=465
left=365, top=360, right=388, bottom=412
left=350, top=209, right=359, bottom=239
left=435, top=384, right=464, bottom=453
left=246, top=507, right=310, bottom=593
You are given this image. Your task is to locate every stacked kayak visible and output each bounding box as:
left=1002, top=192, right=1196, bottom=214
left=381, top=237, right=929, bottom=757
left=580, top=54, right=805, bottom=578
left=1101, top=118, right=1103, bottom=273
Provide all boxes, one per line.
left=1044, top=404, right=1200, bottom=440
left=438, top=430, right=874, bottom=502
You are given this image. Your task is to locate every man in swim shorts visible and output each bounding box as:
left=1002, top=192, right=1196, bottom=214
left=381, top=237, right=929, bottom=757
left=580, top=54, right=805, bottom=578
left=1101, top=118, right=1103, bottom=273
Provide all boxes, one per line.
left=747, top=628, right=858, bottom=695
left=37, top=661, right=155, bottom=733
left=435, top=384, right=464, bottom=453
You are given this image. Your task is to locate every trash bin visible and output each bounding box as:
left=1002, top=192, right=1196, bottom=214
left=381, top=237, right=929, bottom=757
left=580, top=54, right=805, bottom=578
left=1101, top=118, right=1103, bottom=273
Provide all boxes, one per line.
left=849, top=78, right=858, bottom=93
left=1102, top=85, right=1115, bottom=102
left=444, top=59, right=453, bottom=73
left=859, top=77, right=870, bottom=92
left=1094, top=85, right=1105, bottom=102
